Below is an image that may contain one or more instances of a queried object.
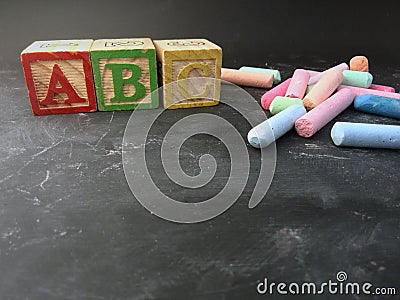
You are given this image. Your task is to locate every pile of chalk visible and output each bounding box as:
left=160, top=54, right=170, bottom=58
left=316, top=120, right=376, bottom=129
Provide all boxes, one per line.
left=221, top=56, right=400, bottom=150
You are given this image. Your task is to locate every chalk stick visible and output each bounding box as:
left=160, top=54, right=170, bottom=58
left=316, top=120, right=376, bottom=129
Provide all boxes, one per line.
left=369, top=84, right=396, bottom=93
left=349, top=55, right=369, bottom=72
left=248, top=104, right=306, bottom=148
left=221, top=68, right=274, bottom=88
left=285, top=69, right=310, bottom=99
left=269, top=96, right=304, bottom=115
left=239, top=66, right=281, bottom=84
left=307, top=69, right=372, bottom=88
left=354, top=94, right=400, bottom=120
left=331, top=122, right=400, bottom=149
left=306, top=70, right=320, bottom=77
left=308, top=63, right=349, bottom=85
left=337, top=85, right=400, bottom=99
left=305, top=84, right=315, bottom=94
left=342, top=70, right=373, bottom=88
left=303, top=69, right=344, bottom=110
left=295, top=88, right=355, bottom=138
left=261, top=78, right=291, bottom=110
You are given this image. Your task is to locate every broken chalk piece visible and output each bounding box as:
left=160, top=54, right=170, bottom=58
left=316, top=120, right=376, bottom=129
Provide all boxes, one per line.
left=295, top=88, right=355, bottom=138
left=239, top=66, right=281, bottom=84
left=331, top=122, right=400, bottom=149
left=221, top=68, right=274, bottom=88
left=349, top=55, right=369, bottom=72
left=285, top=69, right=309, bottom=99
left=248, top=104, right=306, bottom=148
left=303, top=69, right=344, bottom=110
left=269, top=96, right=304, bottom=115
left=354, top=94, right=400, bottom=120
left=261, top=78, right=291, bottom=110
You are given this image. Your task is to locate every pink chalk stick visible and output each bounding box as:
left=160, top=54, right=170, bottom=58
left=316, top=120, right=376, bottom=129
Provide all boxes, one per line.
left=261, top=78, right=291, bottom=109
left=308, top=63, right=349, bottom=85
left=337, top=85, right=400, bottom=99
left=285, top=69, right=310, bottom=99
left=369, top=84, right=396, bottom=93
left=307, top=70, right=320, bottom=77
left=295, top=88, right=355, bottom=138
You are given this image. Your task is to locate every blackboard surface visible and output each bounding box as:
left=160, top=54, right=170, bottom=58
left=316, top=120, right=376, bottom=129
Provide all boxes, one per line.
left=0, top=1, right=399, bottom=299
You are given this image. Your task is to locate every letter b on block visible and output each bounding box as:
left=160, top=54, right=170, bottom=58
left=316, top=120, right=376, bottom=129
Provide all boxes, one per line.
left=153, top=39, right=222, bottom=109
left=105, top=63, right=146, bottom=102
left=90, top=38, right=159, bottom=111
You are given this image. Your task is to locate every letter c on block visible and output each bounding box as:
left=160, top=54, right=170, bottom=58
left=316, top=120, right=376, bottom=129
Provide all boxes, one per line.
left=177, top=62, right=211, bottom=99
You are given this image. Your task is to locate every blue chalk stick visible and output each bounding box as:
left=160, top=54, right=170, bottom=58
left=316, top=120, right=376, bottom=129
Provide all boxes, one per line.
left=248, top=104, right=306, bottom=148
left=331, top=122, right=400, bottom=149
left=354, top=94, right=400, bottom=120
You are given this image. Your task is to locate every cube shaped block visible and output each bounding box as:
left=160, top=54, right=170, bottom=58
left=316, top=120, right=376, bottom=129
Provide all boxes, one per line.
left=90, top=38, right=159, bottom=111
left=153, top=39, right=222, bottom=109
left=21, top=40, right=97, bottom=115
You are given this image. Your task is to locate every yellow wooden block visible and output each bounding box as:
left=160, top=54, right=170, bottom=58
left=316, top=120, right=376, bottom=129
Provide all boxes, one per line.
left=153, top=39, right=222, bottom=109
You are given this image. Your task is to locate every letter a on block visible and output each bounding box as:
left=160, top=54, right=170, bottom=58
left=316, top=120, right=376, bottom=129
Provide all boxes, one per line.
left=20, top=39, right=97, bottom=115
left=40, top=64, right=86, bottom=105
left=105, top=63, right=146, bottom=102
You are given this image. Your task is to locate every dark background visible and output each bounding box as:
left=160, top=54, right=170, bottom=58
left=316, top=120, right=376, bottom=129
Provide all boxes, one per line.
left=0, top=1, right=399, bottom=300
left=1, top=0, right=400, bottom=68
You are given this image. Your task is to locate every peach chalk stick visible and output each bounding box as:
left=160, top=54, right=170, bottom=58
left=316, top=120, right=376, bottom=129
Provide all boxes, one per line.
left=239, top=66, right=281, bottom=84
left=295, top=88, right=355, bottom=138
left=369, top=84, right=396, bottom=93
left=303, top=69, right=344, bottom=110
left=349, top=55, right=369, bottom=72
left=308, top=63, right=349, bottom=85
left=285, top=69, right=310, bottom=99
left=336, top=85, right=400, bottom=99
left=221, top=68, right=273, bottom=88
left=261, top=78, right=291, bottom=109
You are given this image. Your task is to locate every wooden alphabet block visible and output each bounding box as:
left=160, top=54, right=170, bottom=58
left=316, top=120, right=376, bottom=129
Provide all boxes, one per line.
left=90, top=38, right=159, bottom=111
left=153, top=39, right=222, bottom=109
left=21, top=40, right=97, bottom=115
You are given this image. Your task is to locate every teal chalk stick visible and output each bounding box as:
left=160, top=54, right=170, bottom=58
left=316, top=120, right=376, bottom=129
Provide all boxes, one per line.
left=240, top=66, right=281, bottom=84
left=342, top=70, right=373, bottom=88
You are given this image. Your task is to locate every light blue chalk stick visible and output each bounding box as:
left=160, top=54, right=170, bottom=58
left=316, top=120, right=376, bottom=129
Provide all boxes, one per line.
left=331, top=122, right=400, bottom=149
left=354, top=94, right=400, bottom=120
left=248, top=104, right=307, bottom=148
left=240, top=66, right=281, bottom=84
left=342, top=70, right=373, bottom=88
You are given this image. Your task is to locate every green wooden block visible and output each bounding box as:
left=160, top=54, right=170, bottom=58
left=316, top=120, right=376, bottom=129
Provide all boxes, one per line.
left=90, top=38, right=158, bottom=111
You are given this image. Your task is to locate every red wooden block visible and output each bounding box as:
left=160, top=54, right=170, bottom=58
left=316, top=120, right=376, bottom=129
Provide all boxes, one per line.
left=21, top=40, right=97, bottom=115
